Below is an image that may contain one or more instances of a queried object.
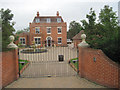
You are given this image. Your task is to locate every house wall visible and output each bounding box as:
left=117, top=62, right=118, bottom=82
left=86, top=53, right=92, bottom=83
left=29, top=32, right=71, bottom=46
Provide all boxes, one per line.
left=73, top=39, right=82, bottom=48
left=1, top=49, right=19, bottom=88
left=15, top=34, right=28, bottom=46
left=29, top=22, right=67, bottom=47
left=78, top=47, right=120, bottom=88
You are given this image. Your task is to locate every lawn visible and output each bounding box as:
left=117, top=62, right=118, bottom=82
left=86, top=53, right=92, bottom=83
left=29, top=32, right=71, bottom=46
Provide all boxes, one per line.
left=19, top=59, right=29, bottom=71
left=70, top=58, right=78, bottom=69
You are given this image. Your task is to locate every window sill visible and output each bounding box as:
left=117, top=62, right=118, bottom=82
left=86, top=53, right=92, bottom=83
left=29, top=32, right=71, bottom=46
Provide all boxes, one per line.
left=58, top=33, right=62, bottom=34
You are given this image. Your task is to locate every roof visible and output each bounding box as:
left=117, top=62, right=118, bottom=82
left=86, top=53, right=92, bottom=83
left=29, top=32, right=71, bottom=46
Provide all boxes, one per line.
left=32, top=12, right=64, bottom=23
left=33, top=16, right=64, bottom=23
left=16, top=32, right=29, bottom=36
left=72, top=30, right=84, bottom=40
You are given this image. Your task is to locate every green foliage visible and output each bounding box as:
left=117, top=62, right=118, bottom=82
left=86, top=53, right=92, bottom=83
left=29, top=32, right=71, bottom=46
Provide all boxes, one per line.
left=67, top=21, right=82, bottom=39
left=16, top=27, right=29, bottom=35
left=1, top=8, right=15, bottom=52
left=81, top=5, right=119, bottom=63
left=19, top=59, right=29, bottom=71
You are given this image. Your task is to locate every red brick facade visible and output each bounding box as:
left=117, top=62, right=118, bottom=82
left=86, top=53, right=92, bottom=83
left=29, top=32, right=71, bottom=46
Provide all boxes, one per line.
left=16, top=11, right=67, bottom=47
left=1, top=49, right=19, bottom=88
left=78, top=47, right=120, bottom=88
left=72, top=30, right=84, bottom=48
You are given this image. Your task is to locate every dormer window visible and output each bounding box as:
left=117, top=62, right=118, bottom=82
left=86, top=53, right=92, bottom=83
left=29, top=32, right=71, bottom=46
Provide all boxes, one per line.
left=57, top=18, right=61, bottom=23
left=35, top=18, right=40, bottom=23
left=35, top=27, right=40, bottom=34
left=46, top=18, right=51, bottom=23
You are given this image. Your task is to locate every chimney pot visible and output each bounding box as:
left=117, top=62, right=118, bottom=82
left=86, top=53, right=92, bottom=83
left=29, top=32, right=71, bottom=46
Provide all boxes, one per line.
left=37, top=12, right=39, bottom=17
left=56, top=11, right=59, bottom=16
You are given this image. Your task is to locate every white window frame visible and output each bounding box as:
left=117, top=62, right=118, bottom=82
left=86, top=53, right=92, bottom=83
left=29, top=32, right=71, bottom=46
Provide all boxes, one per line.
left=57, top=18, right=61, bottom=23
left=47, top=27, right=51, bottom=34
left=57, top=27, right=62, bottom=34
left=35, top=18, right=40, bottom=23
left=57, top=37, right=62, bottom=44
left=19, top=37, right=26, bottom=45
left=46, top=18, right=51, bottom=23
left=35, top=27, right=40, bottom=34
left=34, top=37, right=41, bottom=45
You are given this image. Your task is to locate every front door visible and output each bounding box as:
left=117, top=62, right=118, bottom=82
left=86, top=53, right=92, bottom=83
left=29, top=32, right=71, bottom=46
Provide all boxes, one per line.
left=47, top=37, right=51, bottom=47
left=48, top=39, right=51, bottom=47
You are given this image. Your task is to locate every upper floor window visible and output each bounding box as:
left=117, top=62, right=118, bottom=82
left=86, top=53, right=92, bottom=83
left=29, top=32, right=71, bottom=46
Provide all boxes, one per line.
left=47, top=27, right=51, bottom=34
left=46, top=18, right=51, bottom=23
left=58, top=37, right=62, bottom=44
left=20, top=37, right=25, bottom=45
left=57, top=27, right=62, bottom=34
left=57, top=18, right=61, bottom=23
left=35, top=18, right=40, bottom=23
left=35, top=27, right=40, bottom=34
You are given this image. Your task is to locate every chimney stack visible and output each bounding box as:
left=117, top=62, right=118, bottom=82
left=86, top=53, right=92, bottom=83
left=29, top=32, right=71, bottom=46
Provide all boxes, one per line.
left=37, top=11, right=39, bottom=17
left=56, top=11, right=59, bottom=16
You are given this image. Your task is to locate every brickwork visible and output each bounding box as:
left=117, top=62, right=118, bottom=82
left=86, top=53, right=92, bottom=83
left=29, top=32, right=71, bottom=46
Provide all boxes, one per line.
left=29, top=22, right=67, bottom=47
left=78, top=47, right=120, bottom=88
left=1, top=49, right=19, bottom=88
left=15, top=12, right=67, bottom=47
left=73, top=39, right=82, bottom=48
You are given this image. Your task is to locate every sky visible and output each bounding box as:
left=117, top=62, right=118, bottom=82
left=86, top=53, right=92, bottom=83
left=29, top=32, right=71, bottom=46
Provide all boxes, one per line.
left=0, top=0, right=119, bottom=31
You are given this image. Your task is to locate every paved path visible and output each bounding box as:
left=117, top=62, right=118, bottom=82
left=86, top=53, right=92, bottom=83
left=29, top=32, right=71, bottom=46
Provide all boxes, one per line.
left=6, top=76, right=106, bottom=88
left=6, top=47, right=106, bottom=88
left=20, top=47, right=77, bottom=77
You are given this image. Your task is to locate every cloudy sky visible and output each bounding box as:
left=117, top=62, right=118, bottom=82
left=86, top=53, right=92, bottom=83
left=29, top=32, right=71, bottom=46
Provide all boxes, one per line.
left=0, top=0, right=119, bottom=31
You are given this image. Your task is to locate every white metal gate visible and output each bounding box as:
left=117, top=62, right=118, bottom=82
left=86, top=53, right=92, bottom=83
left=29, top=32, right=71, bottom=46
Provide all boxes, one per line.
left=18, top=47, right=78, bottom=78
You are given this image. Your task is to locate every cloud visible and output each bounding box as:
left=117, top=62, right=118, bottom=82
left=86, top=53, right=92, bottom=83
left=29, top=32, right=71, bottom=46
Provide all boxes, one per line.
left=0, top=0, right=119, bottom=31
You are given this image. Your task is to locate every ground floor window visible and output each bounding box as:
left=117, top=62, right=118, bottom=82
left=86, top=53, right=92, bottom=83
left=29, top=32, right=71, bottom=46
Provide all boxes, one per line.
left=34, top=37, right=41, bottom=45
left=58, top=37, right=62, bottom=44
left=20, top=37, right=25, bottom=44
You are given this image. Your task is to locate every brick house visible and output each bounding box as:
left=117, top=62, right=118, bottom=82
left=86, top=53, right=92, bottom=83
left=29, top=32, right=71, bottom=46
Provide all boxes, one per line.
left=16, top=11, right=67, bottom=47
left=72, top=30, right=84, bottom=48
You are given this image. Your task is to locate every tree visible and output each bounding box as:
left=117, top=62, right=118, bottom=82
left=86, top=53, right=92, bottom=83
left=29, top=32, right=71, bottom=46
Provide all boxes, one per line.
left=98, top=5, right=119, bottom=62
left=81, top=5, right=119, bottom=63
left=67, top=21, right=82, bottom=39
left=0, top=8, right=15, bottom=51
left=81, top=8, right=99, bottom=48
left=16, top=27, right=29, bottom=35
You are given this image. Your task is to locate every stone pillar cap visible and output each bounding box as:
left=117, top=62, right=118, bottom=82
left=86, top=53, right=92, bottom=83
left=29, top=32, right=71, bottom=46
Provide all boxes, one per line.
left=78, top=34, right=90, bottom=47
left=8, top=35, right=18, bottom=48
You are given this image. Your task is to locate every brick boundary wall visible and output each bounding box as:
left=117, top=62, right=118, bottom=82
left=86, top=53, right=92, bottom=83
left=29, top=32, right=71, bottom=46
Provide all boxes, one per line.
left=1, top=49, right=19, bottom=88
left=78, top=47, right=120, bottom=88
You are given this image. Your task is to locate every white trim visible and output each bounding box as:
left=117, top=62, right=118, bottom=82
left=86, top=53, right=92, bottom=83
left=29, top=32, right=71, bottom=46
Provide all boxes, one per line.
left=35, top=27, right=40, bottom=34
left=19, top=37, right=26, bottom=45
left=46, top=36, right=52, bottom=47
left=57, top=18, right=61, bottom=23
left=57, top=37, right=62, bottom=44
left=34, top=37, right=41, bottom=45
left=46, top=18, right=51, bottom=23
left=46, top=27, right=51, bottom=34
left=46, top=36, right=52, bottom=40
left=57, top=27, right=62, bottom=34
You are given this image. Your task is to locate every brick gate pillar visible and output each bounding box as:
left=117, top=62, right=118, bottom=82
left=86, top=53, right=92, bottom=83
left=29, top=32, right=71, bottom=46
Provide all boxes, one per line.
left=7, top=35, right=19, bottom=79
left=78, top=34, right=89, bottom=78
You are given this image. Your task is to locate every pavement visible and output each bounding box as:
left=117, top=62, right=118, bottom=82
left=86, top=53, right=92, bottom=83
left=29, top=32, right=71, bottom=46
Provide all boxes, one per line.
left=6, top=76, right=106, bottom=88
left=6, top=46, right=106, bottom=88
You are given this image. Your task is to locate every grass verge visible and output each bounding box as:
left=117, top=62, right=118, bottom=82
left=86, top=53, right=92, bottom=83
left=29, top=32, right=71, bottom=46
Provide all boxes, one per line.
left=19, top=59, right=29, bottom=71
left=70, top=58, right=78, bottom=69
